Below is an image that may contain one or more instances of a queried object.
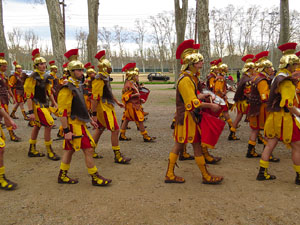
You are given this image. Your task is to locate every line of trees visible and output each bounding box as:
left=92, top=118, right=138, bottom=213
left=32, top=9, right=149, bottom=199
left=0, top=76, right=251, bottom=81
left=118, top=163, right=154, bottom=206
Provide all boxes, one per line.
left=1, top=1, right=298, bottom=76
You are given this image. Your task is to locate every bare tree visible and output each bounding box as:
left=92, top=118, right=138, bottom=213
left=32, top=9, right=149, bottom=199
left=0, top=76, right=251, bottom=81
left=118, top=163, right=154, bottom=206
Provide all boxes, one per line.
left=149, top=14, right=169, bottom=73
left=210, top=9, right=226, bottom=57
left=45, top=0, right=66, bottom=76
left=133, top=19, right=147, bottom=73
left=289, top=10, right=300, bottom=43
left=7, top=28, right=23, bottom=50
left=0, top=0, right=11, bottom=72
left=98, top=27, right=113, bottom=59
left=223, top=5, right=237, bottom=57
left=75, top=30, right=88, bottom=62
left=24, top=30, right=39, bottom=52
left=197, top=0, right=210, bottom=79
left=87, top=0, right=99, bottom=67
left=185, top=8, right=196, bottom=40
left=113, top=25, right=129, bottom=68
left=174, top=0, right=188, bottom=81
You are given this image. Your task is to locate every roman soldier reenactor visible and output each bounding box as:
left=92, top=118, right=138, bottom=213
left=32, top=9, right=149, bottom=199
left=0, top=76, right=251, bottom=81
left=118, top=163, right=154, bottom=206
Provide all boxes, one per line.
left=9, top=61, right=29, bottom=121
left=24, top=48, right=60, bottom=160
left=206, top=60, right=218, bottom=91
left=164, top=39, right=223, bottom=184
left=247, top=51, right=279, bottom=162
left=119, top=63, right=156, bottom=142
left=57, top=48, right=111, bottom=186
left=0, top=53, right=21, bottom=142
left=256, top=42, right=300, bottom=184
left=90, top=50, right=131, bottom=163
left=228, top=54, right=254, bottom=141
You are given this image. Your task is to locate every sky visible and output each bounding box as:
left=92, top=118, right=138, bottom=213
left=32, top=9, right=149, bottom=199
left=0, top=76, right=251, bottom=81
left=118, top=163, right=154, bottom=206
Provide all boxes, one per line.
left=3, top=0, right=300, bottom=50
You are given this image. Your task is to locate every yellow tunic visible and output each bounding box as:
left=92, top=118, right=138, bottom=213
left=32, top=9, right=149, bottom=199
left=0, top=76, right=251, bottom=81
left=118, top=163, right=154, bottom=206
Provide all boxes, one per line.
left=174, top=72, right=201, bottom=143
left=208, top=74, right=216, bottom=90
left=57, top=80, right=95, bottom=151
left=214, top=75, right=226, bottom=98
left=92, top=72, right=118, bottom=131
left=122, top=80, right=144, bottom=122
left=264, top=70, right=300, bottom=144
left=23, top=71, right=54, bottom=127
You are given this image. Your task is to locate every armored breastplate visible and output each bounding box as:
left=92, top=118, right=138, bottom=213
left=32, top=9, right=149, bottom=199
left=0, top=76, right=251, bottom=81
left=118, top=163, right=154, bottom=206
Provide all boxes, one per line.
left=0, top=75, right=8, bottom=96
left=67, top=83, right=90, bottom=123
left=99, top=74, right=114, bottom=105
left=15, top=75, right=24, bottom=90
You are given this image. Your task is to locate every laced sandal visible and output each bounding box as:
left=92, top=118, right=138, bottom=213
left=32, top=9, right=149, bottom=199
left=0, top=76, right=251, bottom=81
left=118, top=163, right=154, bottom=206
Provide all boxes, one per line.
left=28, top=144, right=45, bottom=157
left=0, top=175, right=17, bottom=190
left=47, top=152, right=61, bottom=161
left=228, top=131, right=240, bottom=141
left=202, top=174, right=224, bottom=184
left=28, top=151, right=45, bottom=157
left=165, top=175, right=185, bottom=183
left=58, top=170, right=78, bottom=184
left=205, top=156, right=222, bottom=164
left=246, top=144, right=261, bottom=158
left=114, top=153, right=131, bottom=164
left=9, top=131, right=21, bottom=142
left=256, top=167, right=276, bottom=181
left=91, top=172, right=112, bottom=186
left=93, top=152, right=103, bottom=159
left=143, top=136, right=156, bottom=142
left=119, top=134, right=131, bottom=141
left=269, top=155, right=280, bottom=163
left=10, top=113, right=18, bottom=119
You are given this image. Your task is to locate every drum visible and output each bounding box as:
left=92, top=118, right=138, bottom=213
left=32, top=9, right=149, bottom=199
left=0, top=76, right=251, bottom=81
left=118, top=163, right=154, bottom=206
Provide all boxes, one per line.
left=226, top=91, right=235, bottom=105
left=139, top=87, right=150, bottom=102
left=200, top=112, right=225, bottom=148
left=202, top=89, right=226, bottom=106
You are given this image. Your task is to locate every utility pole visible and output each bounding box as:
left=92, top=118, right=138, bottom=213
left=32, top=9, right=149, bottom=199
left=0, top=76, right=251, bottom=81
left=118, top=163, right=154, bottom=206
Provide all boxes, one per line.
left=59, top=0, right=66, bottom=38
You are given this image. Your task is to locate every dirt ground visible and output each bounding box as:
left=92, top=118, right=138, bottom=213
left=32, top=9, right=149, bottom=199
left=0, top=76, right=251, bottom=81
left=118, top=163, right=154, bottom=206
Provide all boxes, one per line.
left=1, top=83, right=300, bottom=225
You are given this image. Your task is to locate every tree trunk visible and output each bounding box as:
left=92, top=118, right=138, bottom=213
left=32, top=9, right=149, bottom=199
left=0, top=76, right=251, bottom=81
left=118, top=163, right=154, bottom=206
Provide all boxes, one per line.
left=197, top=0, right=210, bottom=80
left=273, top=0, right=290, bottom=69
left=87, top=0, right=99, bottom=67
left=174, top=0, right=188, bottom=84
left=0, top=0, right=11, bottom=73
left=45, top=0, right=66, bottom=76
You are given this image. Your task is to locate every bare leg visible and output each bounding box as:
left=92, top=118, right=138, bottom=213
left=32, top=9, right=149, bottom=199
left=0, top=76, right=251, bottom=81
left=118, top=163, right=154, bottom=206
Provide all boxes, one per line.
left=61, top=149, right=75, bottom=165
left=232, top=113, right=243, bottom=129
left=291, top=141, right=300, bottom=165
left=111, top=129, right=119, bottom=146
left=31, top=126, right=40, bottom=140
left=44, top=126, right=52, bottom=142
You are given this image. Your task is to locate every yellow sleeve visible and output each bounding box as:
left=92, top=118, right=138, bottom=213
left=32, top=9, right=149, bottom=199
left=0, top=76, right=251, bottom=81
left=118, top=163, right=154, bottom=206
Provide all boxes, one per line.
left=9, top=75, right=17, bottom=88
left=209, top=77, right=215, bottom=89
left=46, top=83, right=52, bottom=96
left=57, top=87, right=73, bottom=117
left=92, top=79, right=104, bottom=100
left=214, top=79, right=224, bottom=96
left=178, top=77, right=201, bottom=111
left=257, top=80, right=269, bottom=101
left=278, top=79, right=296, bottom=108
left=24, top=77, right=36, bottom=99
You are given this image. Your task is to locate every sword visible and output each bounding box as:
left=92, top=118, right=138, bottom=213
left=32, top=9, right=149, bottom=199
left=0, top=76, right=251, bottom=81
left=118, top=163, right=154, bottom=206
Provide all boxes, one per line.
left=53, top=135, right=83, bottom=141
